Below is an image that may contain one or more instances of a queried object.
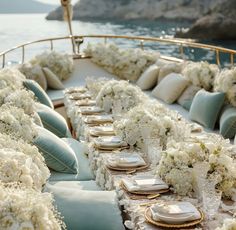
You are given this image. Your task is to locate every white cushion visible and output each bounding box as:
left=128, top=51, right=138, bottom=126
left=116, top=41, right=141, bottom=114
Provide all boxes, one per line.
left=136, top=64, right=159, bottom=90
left=158, top=63, right=183, bottom=83
left=43, top=67, right=64, bottom=90
left=152, top=73, right=189, bottom=104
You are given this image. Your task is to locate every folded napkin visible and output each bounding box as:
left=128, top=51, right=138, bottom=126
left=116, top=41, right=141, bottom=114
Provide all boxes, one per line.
left=84, top=115, right=113, bottom=124
left=107, top=153, right=145, bottom=168
left=65, top=87, right=87, bottom=94
left=95, top=136, right=125, bottom=148
left=69, top=93, right=92, bottom=100
left=80, top=106, right=104, bottom=114
left=90, top=126, right=115, bottom=136
left=76, top=100, right=96, bottom=106
left=151, top=201, right=201, bottom=223
left=122, top=177, right=168, bottom=192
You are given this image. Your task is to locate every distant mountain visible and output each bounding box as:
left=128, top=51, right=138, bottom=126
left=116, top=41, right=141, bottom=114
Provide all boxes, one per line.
left=0, top=0, right=57, bottom=14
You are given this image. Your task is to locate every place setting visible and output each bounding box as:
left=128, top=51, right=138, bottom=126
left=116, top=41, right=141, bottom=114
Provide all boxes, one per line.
left=94, top=136, right=129, bottom=151
left=69, top=92, right=92, bottom=100
left=89, top=125, right=115, bottom=137
left=64, top=87, right=88, bottom=95
left=75, top=99, right=96, bottom=107
left=145, top=200, right=204, bottom=228
left=105, top=152, right=149, bottom=173
left=79, top=106, right=105, bottom=115
left=84, top=114, right=113, bottom=125
left=121, top=174, right=169, bottom=200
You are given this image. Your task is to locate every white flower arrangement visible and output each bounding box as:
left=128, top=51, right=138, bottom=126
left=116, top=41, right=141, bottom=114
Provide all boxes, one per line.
left=30, top=51, right=73, bottom=81
left=86, top=76, right=112, bottom=97
left=113, top=103, right=190, bottom=149
left=84, top=43, right=159, bottom=81
left=0, top=133, right=50, bottom=190
left=157, top=136, right=236, bottom=197
left=0, top=68, right=25, bottom=90
left=0, top=104, right=37, bottom=143
left=96, top=80, right=146, bottom=113
left=0, top=183, right=64, bottom=229
left=3, top=89, right=36, bottom=115
left=214, top=67, right=236, bottom=106
left=0, top=148, right=47, bottom=190
left=182, top=61, right=219, bottom=90
left=216, top=218, right=236, bottom=230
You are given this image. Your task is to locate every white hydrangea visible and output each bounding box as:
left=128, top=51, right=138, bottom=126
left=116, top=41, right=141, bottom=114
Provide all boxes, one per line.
left=113, top=102, right=190, bottom=149
left=182, top=61, right=219, bottom=90
left=84, top=43, right=159, bottom=81
left=157, top=137, right=236, bottom=197
left=0, top=104, right=37, bottom=142
left=96, top=80, right=146, bottom=113
left=0, top=183, right=64, bottom=229
left=0, top=133, right=50, bottom=190
left=214, top=68, right=236, bottom=106
left=216, top=218, right=236, bottom=230
left=0, top=148, right=48, bottom=190
left=30, top=51, right=73, bottom=80
left=0, top=68, right=25, bottom=90
left=3, top=89, right=36, bottom=115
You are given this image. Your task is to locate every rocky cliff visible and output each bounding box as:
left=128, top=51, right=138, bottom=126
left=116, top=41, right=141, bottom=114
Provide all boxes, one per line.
left=46, top=0, right=236, bottom=40
left=46, top=0, right=221, bottom=21
left=175, top=0, right=236, bottom=40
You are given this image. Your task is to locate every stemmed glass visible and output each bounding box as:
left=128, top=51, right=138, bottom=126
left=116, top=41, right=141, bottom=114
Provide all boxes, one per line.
left=201, top=179, right=222, bottom=220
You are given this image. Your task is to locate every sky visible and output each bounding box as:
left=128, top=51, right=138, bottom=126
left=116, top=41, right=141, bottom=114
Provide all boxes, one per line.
left=36, top=0, right=77, bottom=5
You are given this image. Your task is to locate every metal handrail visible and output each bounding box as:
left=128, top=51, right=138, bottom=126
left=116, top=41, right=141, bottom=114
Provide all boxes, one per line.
left=1, top=34, right=236, bottom=68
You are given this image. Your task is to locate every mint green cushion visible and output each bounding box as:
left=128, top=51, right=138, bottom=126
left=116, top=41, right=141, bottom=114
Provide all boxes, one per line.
left=23, top=79, right=54, bottom=108
left=189, top=90, right=225, bottom=129
left=220, top=105, right=236, bottom=139
left=49, top=138, right=94, bottom=181
left=36, top=103, right=71, bottom=138
left=45, top=181, right=101, bottom=191
left=182, top=100, right=193, bottom=111
left=33, top=126, right=78, bottom=174
left=45, top=183, right=125, bottom=230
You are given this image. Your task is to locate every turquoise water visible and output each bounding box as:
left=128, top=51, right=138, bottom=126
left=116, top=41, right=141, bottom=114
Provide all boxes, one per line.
left=0, top=14, right=235, bottom=66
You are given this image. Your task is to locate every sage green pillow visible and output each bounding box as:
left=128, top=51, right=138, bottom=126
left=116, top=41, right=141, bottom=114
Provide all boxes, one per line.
left=33, top=126, right=78, bottom=174
left=189, top=90, right=225, bottom=130
left=23, top=79, right=54, bottom=109
left=177, top=85, right=201, bottom=111
left=219, top=105, right=236, bottom=139
left=45, top=182, right=125, bottom=230
left=36, top=103, right=71, bottom=138
left=49, top=138, right=94, bottom=181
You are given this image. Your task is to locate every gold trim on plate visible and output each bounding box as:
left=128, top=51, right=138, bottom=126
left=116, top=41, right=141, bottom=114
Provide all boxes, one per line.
left=145, top=207, right=204, bottom=228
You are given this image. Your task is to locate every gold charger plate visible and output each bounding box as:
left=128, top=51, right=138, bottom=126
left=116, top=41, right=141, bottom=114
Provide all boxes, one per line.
left=120, top=181, right=169, bottom=197
left=106, top=163, right=149, bottom=172
left=65, top=88, right=87, bottom=94
left=69, top=95, right=92, bottom=100
left=90, top=131, right=115, bottom=137
left=145, top=207, right=204, bottom=229
left=96, top=145, right=129, bottom=151
left=81, top=111, right=104, bottom=115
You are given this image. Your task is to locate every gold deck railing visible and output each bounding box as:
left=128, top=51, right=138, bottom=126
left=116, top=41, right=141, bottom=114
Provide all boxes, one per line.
left=0, top=34, right=236, bottom=68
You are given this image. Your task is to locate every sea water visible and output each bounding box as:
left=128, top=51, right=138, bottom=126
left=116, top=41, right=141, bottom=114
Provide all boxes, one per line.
left=0, top=14, right=235, bottom=66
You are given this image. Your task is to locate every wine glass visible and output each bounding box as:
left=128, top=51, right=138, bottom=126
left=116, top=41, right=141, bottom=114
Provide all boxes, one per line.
left=202, top=179, right=222, bottom=220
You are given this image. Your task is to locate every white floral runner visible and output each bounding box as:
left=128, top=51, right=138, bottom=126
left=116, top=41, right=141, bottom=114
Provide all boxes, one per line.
left=64, top=89, right=233, bottom=230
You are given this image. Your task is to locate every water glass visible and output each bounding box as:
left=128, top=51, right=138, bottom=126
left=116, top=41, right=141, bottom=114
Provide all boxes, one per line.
left=202, top=183, right=222, bottom=220
left=192, top=162, right=210, bottom=200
